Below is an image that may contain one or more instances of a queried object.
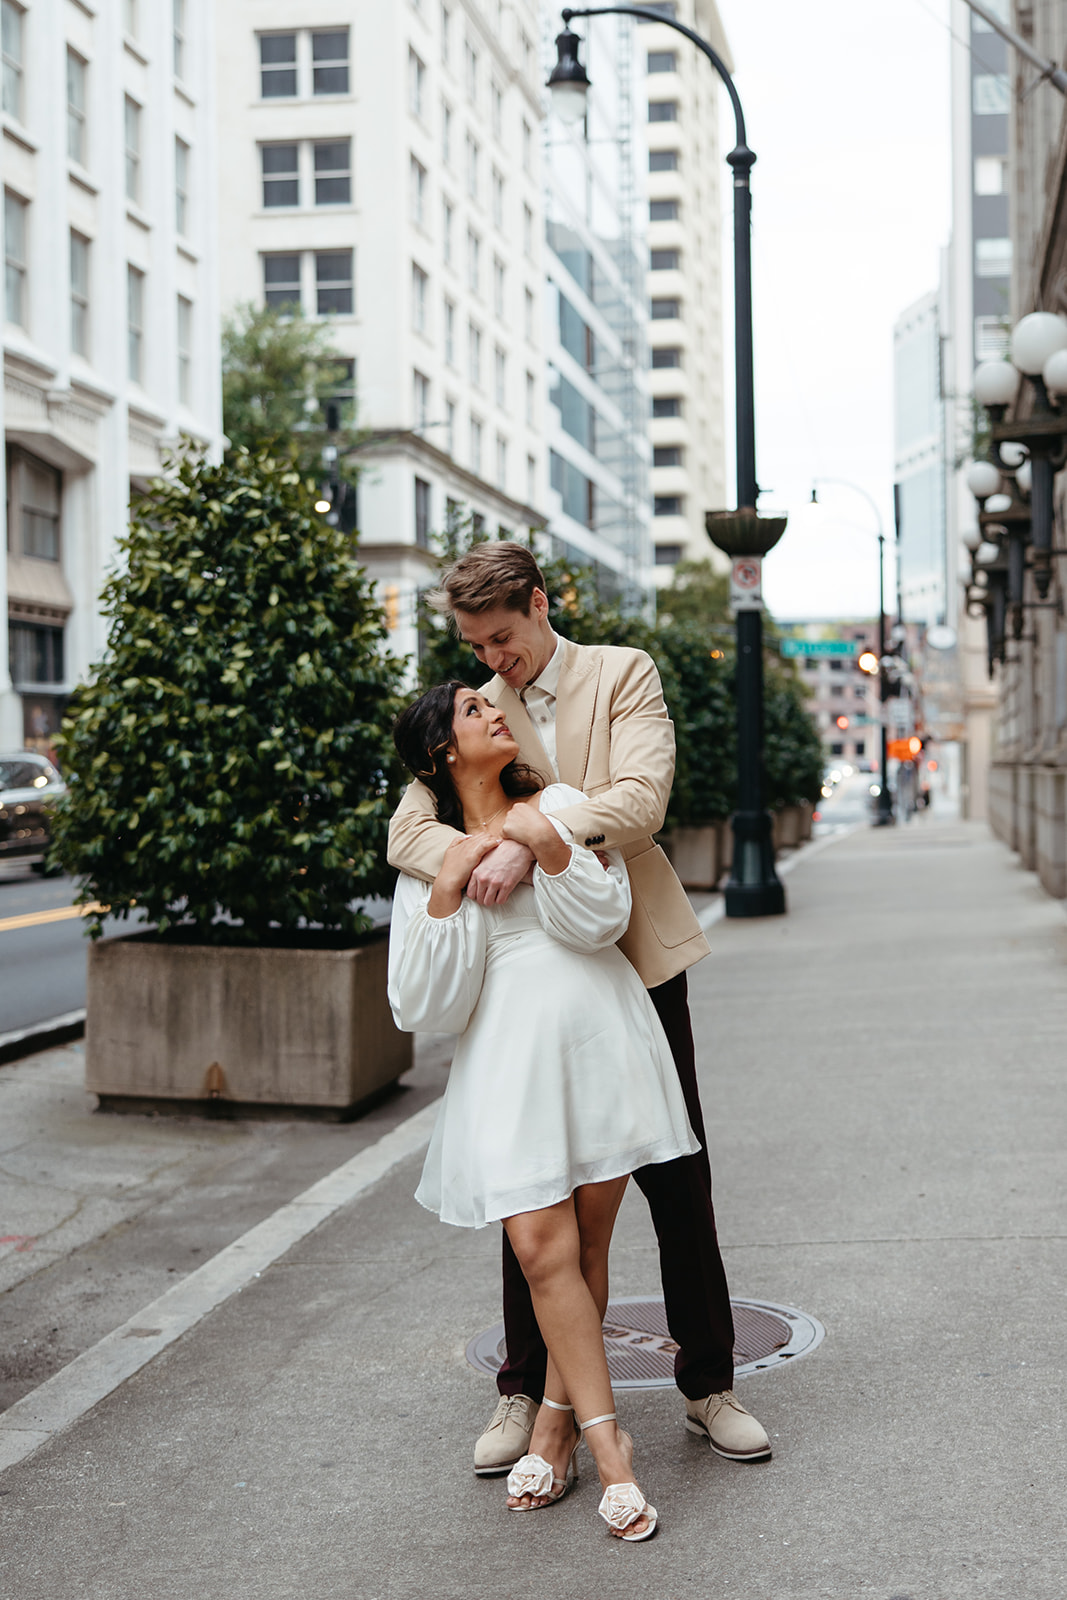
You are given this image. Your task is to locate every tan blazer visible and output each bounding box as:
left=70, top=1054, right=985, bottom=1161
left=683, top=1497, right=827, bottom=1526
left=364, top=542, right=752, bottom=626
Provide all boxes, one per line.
left=387, top=637, right=710, bottom=990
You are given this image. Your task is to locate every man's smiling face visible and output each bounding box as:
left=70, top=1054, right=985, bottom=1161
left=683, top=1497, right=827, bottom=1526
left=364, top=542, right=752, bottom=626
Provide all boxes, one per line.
left=452, top=589, right=556, bottom=692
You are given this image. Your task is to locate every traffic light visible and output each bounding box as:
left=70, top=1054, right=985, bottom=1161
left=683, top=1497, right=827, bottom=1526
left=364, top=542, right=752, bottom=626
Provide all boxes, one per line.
left=857, top=649, right=879, bottom=675
left=835, top=715, right=850, bottom=730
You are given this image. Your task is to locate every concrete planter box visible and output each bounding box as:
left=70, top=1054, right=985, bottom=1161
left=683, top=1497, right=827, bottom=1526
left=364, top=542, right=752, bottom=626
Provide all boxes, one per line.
left=775, top=805, right=802, bottom=850
left=662, top=825, right=721, bottom=891
left=86, top=934, right=412, bottom=1119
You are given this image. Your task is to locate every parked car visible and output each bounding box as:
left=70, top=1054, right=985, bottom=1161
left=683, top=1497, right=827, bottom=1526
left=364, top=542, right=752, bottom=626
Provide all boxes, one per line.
left=0, top=752, right=67, bottom=869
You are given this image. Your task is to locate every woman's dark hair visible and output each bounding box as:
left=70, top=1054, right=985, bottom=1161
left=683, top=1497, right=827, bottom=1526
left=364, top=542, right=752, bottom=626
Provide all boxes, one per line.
left=393, top=681, right=542, bottom=831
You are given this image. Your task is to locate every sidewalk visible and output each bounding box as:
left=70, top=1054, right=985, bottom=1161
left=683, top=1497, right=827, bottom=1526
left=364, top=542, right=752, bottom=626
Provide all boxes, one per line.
left=1, top=816, right=1064, bottom=1599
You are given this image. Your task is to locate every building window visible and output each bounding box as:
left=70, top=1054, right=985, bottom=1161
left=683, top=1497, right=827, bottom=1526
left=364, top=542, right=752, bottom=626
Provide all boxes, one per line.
left=4, top=189, right=27, bottom=326
left=440, top=4, right=451, bottom=65
left=173, top=0, right=186, bottom=81
left=650, top=248, right=680, bottom=270
left=492, top=167, right=504, bottom=229
left=315, top=140, right=351, bottom=204
left=493, top=256, right=505, bottom=318
left=829, top=742, right=844, bottom=756
left=465, top=39, right=477, bottom=103
left=652, top=395, right=682, bottom=417
left=409, top=48, right=426, bottom=118
left=260, top=33, right=297, bottom=97
left=650, top=199, right=679, bottom=222
left=444, top=296, right=456, bottom=364
left=654, top=496, right=683, bottom=517
left=550, top=450, right=594, bottom=528
left=413, top=369, right=430, bottom=427
left=123, top=0, right=137, bottom=37
left=317, top=250, right=353, bottom=314
left=523, top=203, right=534, bottom=258
left=466, top=132, right=479, bottom=199
left=17, top=454, right=62, bottom=561
left=177, top=295, right=192, bottom=404
left=262, top=144, right=299, bottom=208
left=527, top=453, right=536, bottom=503
left=470, top=415, right=482, bottom=475
left=655, top=543, right=682, bottom=565
left=649, top=149, right=678, bottom=172
left=491, top=79, right=503, bottom=139
left=522, top=118, right=532, bottom=173
left=975, top=237, right=1012, bottom=277
left=467, top=229, right=480, bottom=293
left=975, top=315, right=1010, bottom=361
left=559, top=294, right=594, bottom=369
left=9, top=622, right=65, bottom=685
left=973, top=73, right=1009, bottom=114
left=127, top=265, right=144, bottom=382
left=175, top=137, right=190, bottom=233
left=263, top=252, right=301, bottom=310
left=647, top=50, right=677, bottom=72
left=70, top=231, right=89, bottom=357
left=468, top=319, right=482, bottom=385
left=67, top=50, right=87, bottom=165
left=412, top=263, right=428, bottom=332
left=445, top=398, right=456, bottom=457
left=974, top=155, right=1007, bottom=195
left=415, top=476, right=431, bottom=548
left=124, top=97, right=142, bottom=205
left=654, top=446, right=683, bottom=467
left=496, top=433, right=507, bottom=488
left=648, top=100, right=678, bottom=122
left=525, top=370, right=535, bottom=425
left=651, top=346, right=681, bottom=368
left=313, top=29, right=349, bottom=94
left=524, top=286, right=534, bottom=343
left=2, top=0, right=23, bottom=120
left=441, top=100, right=452, bottom=165
left=494, top=344, right=506, bottom=407
left=651, top=297, right=679, bottom=319
left=442, top=199, right=455, bottom=264
left=410, top=154, right=427, bottom=225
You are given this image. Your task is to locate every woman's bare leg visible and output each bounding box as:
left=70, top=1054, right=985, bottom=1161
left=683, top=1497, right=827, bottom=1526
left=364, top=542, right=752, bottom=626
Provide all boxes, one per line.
left=503, top=1179, right=652, bottom=1533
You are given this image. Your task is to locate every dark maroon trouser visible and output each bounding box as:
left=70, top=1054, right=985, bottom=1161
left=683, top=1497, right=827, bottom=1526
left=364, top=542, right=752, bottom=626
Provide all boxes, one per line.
left=496, top=970, right=736, bottom=1402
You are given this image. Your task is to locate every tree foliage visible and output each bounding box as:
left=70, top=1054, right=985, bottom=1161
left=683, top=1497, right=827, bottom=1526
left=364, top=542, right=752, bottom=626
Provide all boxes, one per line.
left=414, top=521, right=823, bottom=827
left=221, top=303, right=365, bottom=486
left=50, top=446, right=407, bottom=943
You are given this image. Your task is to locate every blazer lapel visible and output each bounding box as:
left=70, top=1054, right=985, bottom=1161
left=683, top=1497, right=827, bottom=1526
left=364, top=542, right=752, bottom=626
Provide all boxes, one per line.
left=485, top=676, right=556, bottom=786
left=554, top=640, right=601, bottom=790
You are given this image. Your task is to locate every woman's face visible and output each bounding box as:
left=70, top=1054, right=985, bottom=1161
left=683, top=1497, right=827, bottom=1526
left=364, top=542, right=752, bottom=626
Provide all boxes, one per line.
left=449, top=688, right=519, bottom=774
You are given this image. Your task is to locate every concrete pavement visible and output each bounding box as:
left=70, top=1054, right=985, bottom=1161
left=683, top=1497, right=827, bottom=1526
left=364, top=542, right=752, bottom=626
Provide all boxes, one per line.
left=0, top=814, right=1064, bottom=1598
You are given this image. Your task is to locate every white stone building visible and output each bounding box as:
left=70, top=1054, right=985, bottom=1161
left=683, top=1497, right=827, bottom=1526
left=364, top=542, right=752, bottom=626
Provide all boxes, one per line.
left=215, top=0, right=547, bottom=666
left=1, top=0, right=221, bottom=752
left=637, top=0, right=730, bottom=582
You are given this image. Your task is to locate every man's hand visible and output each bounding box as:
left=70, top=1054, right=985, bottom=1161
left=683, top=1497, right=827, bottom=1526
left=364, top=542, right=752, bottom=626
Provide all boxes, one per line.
left=467, top=838, right=534, bottom=906
left=427, top=833, right=500, bottom=919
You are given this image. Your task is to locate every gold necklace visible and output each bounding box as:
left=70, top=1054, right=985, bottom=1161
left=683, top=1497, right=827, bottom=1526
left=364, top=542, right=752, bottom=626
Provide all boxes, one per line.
left=465, top=801, right=509, bottom=833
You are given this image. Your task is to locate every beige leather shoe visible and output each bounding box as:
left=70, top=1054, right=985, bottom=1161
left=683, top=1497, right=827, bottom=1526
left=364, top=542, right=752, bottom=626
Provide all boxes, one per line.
left=684, top=1391, right=772, bottom=1462
left=474, top=1394, right=539, bottom=1476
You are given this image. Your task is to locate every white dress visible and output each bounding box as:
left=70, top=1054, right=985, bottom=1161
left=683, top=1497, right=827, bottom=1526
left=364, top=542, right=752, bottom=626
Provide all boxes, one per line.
left=388, top=783, right=700, bottom=1229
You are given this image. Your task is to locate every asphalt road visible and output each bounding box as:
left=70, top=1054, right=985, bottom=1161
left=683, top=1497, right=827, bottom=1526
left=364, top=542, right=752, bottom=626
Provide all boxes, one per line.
left=0, top=865, right=124, bottom=1036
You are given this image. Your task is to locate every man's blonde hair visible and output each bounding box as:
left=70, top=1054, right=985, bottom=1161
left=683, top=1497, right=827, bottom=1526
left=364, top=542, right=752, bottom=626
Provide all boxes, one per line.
left=429, top=541, right=547, bottom=618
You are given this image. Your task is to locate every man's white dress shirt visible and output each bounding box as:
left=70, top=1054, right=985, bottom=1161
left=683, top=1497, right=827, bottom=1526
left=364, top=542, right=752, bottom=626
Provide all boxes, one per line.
left=520, top=633, right=563, bottom=779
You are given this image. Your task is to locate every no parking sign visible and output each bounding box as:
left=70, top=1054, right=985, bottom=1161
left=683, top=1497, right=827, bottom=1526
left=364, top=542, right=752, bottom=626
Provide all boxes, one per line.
left=730, top=556, right=763, bottom=611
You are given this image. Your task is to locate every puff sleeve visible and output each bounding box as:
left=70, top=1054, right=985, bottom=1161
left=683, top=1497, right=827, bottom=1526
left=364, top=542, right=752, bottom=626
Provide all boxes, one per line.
left=387, top=872, right=488, bottom=1034
left=532, top=784, right=632, bottom=953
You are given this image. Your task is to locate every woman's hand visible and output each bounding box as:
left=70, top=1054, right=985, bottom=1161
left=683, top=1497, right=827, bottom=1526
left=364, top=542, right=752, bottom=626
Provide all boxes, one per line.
left=428, top=832, right=501, bottom=918
left=501, top=801, right=571, bottom=876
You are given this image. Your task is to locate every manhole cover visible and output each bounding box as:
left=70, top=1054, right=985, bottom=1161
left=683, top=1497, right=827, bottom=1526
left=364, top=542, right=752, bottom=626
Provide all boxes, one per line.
left=466, top=1296, right=824, bottom=1389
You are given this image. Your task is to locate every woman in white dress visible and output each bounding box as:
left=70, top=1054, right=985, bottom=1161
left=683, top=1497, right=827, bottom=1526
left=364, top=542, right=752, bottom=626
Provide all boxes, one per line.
left=388, top=681, right=701, bottom=1543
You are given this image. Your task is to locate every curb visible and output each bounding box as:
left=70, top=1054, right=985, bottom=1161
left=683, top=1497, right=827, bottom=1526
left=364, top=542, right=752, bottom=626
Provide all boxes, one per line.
left=0, top=1010, right=86, bottom=1068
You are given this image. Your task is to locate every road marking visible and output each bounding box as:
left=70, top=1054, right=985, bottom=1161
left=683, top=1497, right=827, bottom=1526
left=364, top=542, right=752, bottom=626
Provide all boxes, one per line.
left=0, top=1095, right=442, bottom=1475
left=0, top=902, right=105, bottom=934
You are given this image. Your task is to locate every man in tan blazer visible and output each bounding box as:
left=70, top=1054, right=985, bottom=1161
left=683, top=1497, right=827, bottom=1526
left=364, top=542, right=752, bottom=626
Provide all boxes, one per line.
left=388, top=542, right=771, bottom=1474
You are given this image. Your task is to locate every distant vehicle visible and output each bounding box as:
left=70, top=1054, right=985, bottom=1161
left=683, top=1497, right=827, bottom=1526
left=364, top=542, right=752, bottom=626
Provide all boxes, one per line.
left=0, top=752, right=67, bottom=870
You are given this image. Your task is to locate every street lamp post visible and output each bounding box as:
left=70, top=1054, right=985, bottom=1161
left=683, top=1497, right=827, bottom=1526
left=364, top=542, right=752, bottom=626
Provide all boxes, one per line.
left=548, top=6, right=787, bottom=917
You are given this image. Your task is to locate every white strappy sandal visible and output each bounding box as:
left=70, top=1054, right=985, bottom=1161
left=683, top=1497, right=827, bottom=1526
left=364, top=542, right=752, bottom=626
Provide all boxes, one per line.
left=505, top=1397, right=581, bottom=1511
left=580, top=1411, right=659, bottom=1543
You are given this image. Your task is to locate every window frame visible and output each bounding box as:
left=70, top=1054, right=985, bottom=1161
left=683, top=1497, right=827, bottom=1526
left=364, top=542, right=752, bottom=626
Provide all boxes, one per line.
left=70, top=230, right=90, bottom=358
left=2, top=0, right=24, bottom=122
left=4, top=187, right=27, bottom=328
left=124, top=96, right=142, bottom=207
left=316, top=249, right=353, bottom=315
left=127, top=263, right=145, bottom=384
left=66, top=48, right=87, bottom=167
left=175, top=136, right=190, bottom=233
left=176, top=294, right=192, bottom=405
left=314, top=138, right=351, bottom=206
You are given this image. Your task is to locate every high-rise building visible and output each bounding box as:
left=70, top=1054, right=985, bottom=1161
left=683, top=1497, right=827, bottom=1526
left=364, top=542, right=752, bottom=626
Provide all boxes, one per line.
left=216, top=1, right=547, bottom=665
left=543, top=10, right=651, bottom=608
left=1, top=0, right=221, bottom=751
left=893, top=287, right=949, bottom=630
left=636, top=0, right=730, bottom=583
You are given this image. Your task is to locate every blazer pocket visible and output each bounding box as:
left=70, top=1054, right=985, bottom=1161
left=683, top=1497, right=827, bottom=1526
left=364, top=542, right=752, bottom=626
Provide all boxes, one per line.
left=625, top=842, right=703, bottom=950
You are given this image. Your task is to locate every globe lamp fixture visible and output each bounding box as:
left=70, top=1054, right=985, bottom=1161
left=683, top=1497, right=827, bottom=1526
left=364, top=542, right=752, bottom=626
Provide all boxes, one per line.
left=1009, top=311, right=1067, bottom=376
left=546, top=25, right=591, bottom=125
left=965, top=460, right=1001, bottom=501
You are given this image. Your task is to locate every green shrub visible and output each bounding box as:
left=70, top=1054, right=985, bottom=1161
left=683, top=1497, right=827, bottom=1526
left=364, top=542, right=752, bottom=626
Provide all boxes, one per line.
left=50, top=445, right=406, bottom=943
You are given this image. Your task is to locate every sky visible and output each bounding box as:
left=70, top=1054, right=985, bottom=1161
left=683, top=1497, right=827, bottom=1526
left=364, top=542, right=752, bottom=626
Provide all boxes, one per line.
left=713, top=0, right=954, bottom=620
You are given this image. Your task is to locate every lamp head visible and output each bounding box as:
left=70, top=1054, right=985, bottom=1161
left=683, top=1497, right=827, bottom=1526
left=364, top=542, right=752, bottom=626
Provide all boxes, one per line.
left=973, top=359, right=1019, bottom=411
left=1010, top=312, right=1067, bottom=376
left=1043, top=347, right=1067, bottom=397
left=1015, top=458, right=1032, bottom=496
left=965, top=460, right=1001, bottom=502
left=983, top=492, right=1013, bottom=515
left=547, top=25, right=590, bottom=125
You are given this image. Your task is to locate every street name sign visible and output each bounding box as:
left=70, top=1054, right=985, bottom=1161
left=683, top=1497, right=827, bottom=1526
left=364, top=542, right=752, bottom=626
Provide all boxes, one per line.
left=780, top=639, right=857, bottom=658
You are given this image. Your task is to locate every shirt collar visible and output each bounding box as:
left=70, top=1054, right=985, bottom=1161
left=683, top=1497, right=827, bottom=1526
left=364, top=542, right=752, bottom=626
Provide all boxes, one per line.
left=525, top=633, right=563, bottom=700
